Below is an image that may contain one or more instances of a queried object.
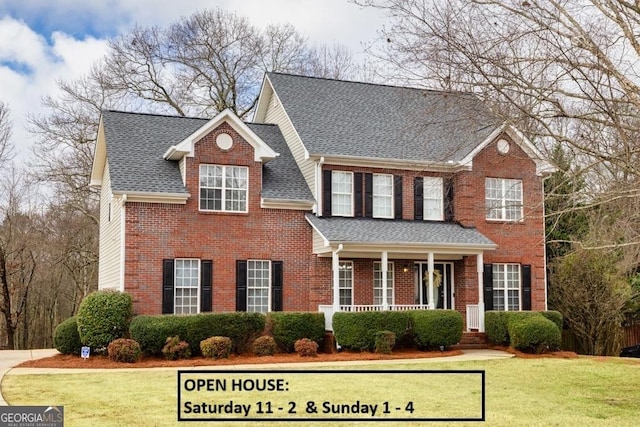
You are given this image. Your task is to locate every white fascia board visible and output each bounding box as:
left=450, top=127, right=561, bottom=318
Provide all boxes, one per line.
left=459, top=123, right=556, bottom=176
left=253, top=74, right=273, bottom=123
left=324, top=241, right=497, bottom=254
left=305, top=216, right=331, bottom=247
left=113, top=190, right=190, bottom=204
left=260, top=198, right=315, bottom=210
left=90, top=116, right=107, bottom=186
left=163, top=109, right=278, bottom=162
left=313, top=154, right=469, bottom=173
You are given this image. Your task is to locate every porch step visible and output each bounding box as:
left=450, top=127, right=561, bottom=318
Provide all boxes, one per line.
left=451, top=332, right=489, bottom=350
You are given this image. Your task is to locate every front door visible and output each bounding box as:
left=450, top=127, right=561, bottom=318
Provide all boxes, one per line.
left=414, top=262, right=454, bottom=309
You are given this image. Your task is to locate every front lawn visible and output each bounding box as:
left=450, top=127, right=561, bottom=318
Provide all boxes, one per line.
left=4, top=356, right=640, bottom=426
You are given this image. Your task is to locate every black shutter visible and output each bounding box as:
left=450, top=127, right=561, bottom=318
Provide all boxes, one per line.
left=354, top=173, right=363, bottom=217
left=394, top=175, right=403, bottom=219
left=271, top=261, right=283, bottom=311
left=444, top=177, right=454, bottom=222
left=322, top=170, right=332, bottom=217
left=364, top=173, right=373, bottom=218
left=236, top=260, right=248, bottom=311
left=522, top=264, right=532, bottom=311
left=200, top=260, right=212, bottom=312
left=483, top=264, right=493, bottom=311
left=162, top=259, right=175, bottom=314
left=414, top=177, right=424, bottom=220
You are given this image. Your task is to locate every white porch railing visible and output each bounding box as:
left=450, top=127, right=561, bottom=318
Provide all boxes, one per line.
left=466, top=304, right=480, bottom=331
left=319, top=304, right=431, bottom=331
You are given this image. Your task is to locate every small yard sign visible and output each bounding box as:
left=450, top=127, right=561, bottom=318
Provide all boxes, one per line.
left=81, top=346, right=90, bottom=359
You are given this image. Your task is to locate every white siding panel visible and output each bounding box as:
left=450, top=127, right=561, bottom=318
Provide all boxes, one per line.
left=264, top=93, right=317, bottom=197
left=98, top=161, right=122, bottom=290
left=312, top=229, right=326, bottom=253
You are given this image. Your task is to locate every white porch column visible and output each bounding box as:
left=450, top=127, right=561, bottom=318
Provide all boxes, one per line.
left=477, top=253, right=485, bottom=332
left=428, top=252, right=435, bottom=310
left=332, top=246, right=343, bottom=311
left=381, top=251, right=389, bottom=311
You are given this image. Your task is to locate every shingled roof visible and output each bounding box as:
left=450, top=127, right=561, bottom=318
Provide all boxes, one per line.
left=306, top=214, right=496, bottom=249
left=265, top=73, right=502, bottom=162
left=100, top=110, right=313, bottom=202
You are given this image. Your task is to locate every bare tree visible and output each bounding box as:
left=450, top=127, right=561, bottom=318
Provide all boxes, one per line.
left=0, top=102, right=14, bottom=169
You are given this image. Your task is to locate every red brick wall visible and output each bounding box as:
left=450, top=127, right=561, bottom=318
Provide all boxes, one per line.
left=122, top=124, right=546, bottom=315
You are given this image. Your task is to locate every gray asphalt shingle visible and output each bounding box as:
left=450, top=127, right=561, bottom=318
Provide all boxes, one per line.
left=306, top=214, right=496, bottom=247
left=266, top=73, right=502, bottom=162
left=102, top=110, right=312, bottom=202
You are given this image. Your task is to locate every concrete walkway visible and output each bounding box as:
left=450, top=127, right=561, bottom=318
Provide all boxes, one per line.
left=0, top=348, right=513, bottom=405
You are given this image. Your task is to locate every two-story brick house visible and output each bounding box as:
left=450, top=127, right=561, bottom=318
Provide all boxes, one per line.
left=90, top=73, right=553, bottom=332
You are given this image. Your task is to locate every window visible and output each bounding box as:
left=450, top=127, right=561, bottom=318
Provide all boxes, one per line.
left=200, top=165, right=248, bottom=212
left=423, top=177, right=443, bottom=220
left=373, top=262, right=394, bottom=305
left=174, top=259, right=199, bottom=315
left=247, top=260, right=271, bottom=313
left=339, top=261, right=353, bottom=306
left=492, top=264, right=520, bottom=311
left=331, top=171, right=353, bottom=216
left=373, top=174, right=394, bottom=218
left=485, top=178, right=523, bottom=221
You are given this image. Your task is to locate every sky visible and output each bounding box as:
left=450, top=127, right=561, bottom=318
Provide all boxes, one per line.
left=0, top=0, right=388, bottom=163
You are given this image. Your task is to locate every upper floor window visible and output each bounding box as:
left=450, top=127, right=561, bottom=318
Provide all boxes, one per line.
left=331, top=171, right=353, bottom=216
left=423, top=177, right=443, bottom=221
left=373, top=174, right=394, bottom=218
left=485, top=178, right=523, bottom=221
left=200, top=165, right=248, bottom=212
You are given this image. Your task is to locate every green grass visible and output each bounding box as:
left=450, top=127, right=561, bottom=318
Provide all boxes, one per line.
left=4, top=357, right=640, bottom=426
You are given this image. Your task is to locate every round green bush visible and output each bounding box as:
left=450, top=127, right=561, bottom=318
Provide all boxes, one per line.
left=107, top=338, right=142, bottom=363
left=53, top=316, right=82, bottom=355
left=510, top=316, right=561, bottom=354
left=77, top=290, right=133, bottom=354
left=410, top=310, right=463, bottom=350
left=485, top=311, right=509, bottom=345
left=333, top=311, right=410, bottom=351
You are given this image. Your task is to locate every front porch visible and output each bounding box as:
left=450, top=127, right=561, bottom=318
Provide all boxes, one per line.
left=319, top=303, right=483, bottom=332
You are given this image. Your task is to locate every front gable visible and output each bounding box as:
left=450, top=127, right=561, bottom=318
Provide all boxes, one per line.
left=163, top=109, right=278, bottom=163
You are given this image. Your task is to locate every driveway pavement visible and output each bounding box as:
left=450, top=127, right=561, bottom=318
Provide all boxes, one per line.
left=0, top=348, right=513, bottom=405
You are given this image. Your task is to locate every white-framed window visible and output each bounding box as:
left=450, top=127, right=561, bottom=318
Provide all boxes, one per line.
left=247, top=260, right=271, bottom=313
left=373, top=262, right=394, bottom=305
left=199, top=164, right=248, bottom=212
left=423, top=176, right=443, bottom=221
left=339, top=261, right=353, bottom=306
left=485, top=178, right=523, bottom=221
left=373, top=174, right=394, bottom=218
left=492, top=263, right=520, bottom=311
left=331, top=171, right=353, bottom=216
left=174, top=259, right=200, bottom=315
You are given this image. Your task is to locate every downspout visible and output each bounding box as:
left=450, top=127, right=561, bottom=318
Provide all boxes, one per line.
left=316, top=157, right=325, bottom=215
left=119, top=194, right=127, bottom=293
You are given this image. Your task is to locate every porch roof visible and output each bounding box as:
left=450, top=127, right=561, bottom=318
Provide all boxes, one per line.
left=306, top=214, right=496, bottom=253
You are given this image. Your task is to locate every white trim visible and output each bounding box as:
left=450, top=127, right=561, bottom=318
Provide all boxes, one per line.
left=315, top=155, right=467, bottom=173
left=260, top=198, right=314, bottom=210
left=119, top=195, right=127, bottom=293
left=90, top=116, right=107, bottom=186
left=199, top=164, right=249, bottom=213
left=163, top=108, right=278, bottom=162
left=113, top=191, right=189, bottom=204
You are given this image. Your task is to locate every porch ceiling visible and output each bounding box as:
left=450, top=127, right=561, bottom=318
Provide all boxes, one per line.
left=306, top=214, right=497, bottom=256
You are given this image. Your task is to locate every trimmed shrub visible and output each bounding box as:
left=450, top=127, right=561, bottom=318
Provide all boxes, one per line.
left=268, top=312, right=325, bottom=353
left=510, top=316, right=561, bottom=354
left=294, top=338, right=319, bottom=357
left=485, top=311, right=509, bottom=345
left=374, top=330, right=396, bottom=354
left=200, top=336, right=232, bottom=359
left=333, top=311, right=410, bottom=351
left=107, top=338, right=142, bottom=363
left=540, top=311, right=563, bottom=330
left=162, top=336, right=191, bottom=360
left=410, top=310, right=463, bottom=349
left=77, top=291, right=133, bottom=354
left=53, top=316, right=82, bottom=355
left=130, top=312, right=265, bottom=356
left=253, top=336, right=277, bottom=356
